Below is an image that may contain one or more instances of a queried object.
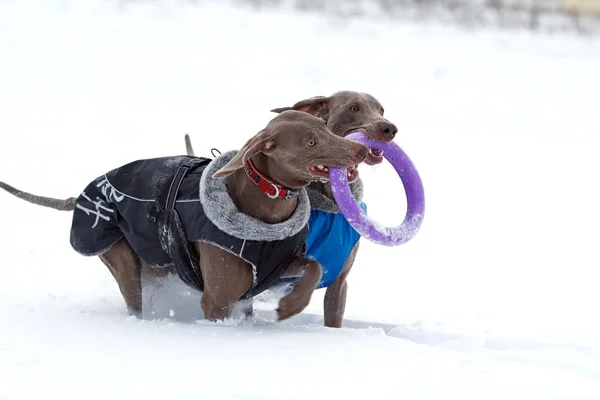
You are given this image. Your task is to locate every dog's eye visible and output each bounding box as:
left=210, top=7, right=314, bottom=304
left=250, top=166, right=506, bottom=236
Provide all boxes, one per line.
left=349, top=105, right=359, bottom=113
left=307, top=139, right=316, bottom=148
left=380, top=108, right=384, bottom=116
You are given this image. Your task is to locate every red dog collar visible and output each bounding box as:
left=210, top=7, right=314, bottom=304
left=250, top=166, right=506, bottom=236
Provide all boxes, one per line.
left=243, top=158, right=299, bottom=200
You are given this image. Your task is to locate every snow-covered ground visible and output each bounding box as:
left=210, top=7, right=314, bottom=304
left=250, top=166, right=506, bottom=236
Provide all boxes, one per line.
left=1, top=1, right=599, bottom=399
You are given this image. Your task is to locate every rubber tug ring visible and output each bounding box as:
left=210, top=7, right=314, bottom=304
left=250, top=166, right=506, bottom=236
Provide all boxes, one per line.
left=328, top=131, right=426, bottom=246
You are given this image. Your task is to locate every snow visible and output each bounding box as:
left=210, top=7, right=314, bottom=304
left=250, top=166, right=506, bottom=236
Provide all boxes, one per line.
left=1, top=1, right=600, bottom=399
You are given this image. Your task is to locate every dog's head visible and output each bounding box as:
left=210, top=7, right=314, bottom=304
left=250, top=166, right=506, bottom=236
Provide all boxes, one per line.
left=271, top=90, right=397, bottom=165
left=212, top=110, right=369, bottom=188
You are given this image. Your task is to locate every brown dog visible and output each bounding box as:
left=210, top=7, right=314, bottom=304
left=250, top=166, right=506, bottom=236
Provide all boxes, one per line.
left=184, top=90, right=398, bottom=328
left=0, top=110, right=369, bottom=323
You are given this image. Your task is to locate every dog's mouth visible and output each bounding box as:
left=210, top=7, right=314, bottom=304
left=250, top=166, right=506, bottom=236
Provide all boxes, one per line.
left=308, top=165, right=359, bottom=183
left=344, top=128, right=384, bottom=166
left=366, top=149, right=384, bottom=165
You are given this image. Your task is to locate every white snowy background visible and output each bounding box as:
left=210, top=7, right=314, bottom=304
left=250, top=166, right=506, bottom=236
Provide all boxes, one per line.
left=1, top=1, right=599, bottom=399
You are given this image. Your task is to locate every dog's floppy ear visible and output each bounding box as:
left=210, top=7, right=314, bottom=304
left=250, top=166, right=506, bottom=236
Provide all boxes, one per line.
left=212, top=130, right=276, bottom=179
left=270, top=96, right=329, bottom=120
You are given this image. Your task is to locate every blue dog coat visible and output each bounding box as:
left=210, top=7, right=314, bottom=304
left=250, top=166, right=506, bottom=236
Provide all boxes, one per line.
left=306, top=203, right=367, bottom=289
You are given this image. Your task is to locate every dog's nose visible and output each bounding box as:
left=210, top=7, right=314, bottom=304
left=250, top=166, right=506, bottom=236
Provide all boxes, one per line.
left=355, top=145, right=369, bottom=163
left=377, top=121, right=398, bottom=141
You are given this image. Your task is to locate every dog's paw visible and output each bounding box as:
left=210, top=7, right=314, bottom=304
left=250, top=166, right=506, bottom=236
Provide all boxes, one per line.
left=275, top=290, right=311, bottom=322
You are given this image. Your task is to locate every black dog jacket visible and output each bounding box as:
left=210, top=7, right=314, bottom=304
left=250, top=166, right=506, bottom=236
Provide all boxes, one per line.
left=69, top=151, right=310, bottom=299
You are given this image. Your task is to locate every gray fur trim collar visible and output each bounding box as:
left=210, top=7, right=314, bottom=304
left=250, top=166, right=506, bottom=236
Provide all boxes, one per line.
left=306, top=179, right=364, bottom=214
left=199, top=151, right=310, bottom=241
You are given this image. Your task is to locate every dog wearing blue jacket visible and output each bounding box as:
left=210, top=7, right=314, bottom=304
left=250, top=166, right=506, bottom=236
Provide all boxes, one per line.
left=185, top=90, right=398, bottom=327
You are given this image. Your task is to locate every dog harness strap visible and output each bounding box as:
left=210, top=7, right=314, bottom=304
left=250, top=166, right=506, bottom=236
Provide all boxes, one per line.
left=243, top=158, right=300, bottom=200
left=148, top=158, right=207, bottom=222
left=164, top=159, right=200, bottom=210
left=154, top=157, right=213, bottom=293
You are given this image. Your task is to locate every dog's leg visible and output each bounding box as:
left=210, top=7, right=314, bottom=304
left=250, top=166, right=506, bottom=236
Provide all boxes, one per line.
left=194, top=242, right=254, bottom=321
left=276, top=257, right=323, bottom=322
left=323, top=241, right=359, bottom=328
left=99, top=238, right=143, bottom=317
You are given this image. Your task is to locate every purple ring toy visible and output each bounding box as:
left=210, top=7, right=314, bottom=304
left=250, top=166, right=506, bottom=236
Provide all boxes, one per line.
left=329, top=132, right=425, bottom=246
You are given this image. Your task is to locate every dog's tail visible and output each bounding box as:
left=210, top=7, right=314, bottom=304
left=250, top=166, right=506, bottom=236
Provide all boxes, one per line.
left=0, top=181, right=76, bottom=211
left=184, top=133, right=195, bottom=157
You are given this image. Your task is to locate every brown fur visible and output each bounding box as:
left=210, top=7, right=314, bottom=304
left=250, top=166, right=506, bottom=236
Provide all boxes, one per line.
left=0, top=110, right=368, bottom=323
